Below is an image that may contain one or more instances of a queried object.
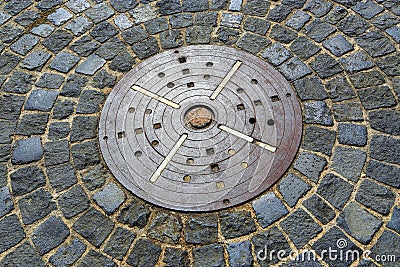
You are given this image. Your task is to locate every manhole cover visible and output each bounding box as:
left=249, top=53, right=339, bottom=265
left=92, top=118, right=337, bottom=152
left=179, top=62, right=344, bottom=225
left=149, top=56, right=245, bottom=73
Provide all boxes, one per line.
left=99, top=45, right=302, bottom=211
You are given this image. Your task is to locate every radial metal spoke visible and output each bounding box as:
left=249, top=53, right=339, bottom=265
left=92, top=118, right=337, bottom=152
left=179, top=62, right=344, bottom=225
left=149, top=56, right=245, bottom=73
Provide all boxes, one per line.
left=132, top=85, right=181, bottom=109
left=210, top=61, right=242, bottom=100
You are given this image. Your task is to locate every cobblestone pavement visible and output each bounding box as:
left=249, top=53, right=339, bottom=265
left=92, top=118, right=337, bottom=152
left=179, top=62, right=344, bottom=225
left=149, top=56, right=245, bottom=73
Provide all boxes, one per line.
left=0, top=0, right=399, bottom=266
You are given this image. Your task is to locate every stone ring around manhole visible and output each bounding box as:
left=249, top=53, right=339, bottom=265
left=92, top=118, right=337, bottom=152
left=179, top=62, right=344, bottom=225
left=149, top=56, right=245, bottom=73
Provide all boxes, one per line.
left=99, top=45, right=302, bottom=212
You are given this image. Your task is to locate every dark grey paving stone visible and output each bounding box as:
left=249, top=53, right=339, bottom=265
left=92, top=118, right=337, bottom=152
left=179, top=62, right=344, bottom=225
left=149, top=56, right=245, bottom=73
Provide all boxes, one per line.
left=81, top=164, right=107, bottom=191
left=358, top=86, right=396, bottom=110
left=61, top=75, right=88, bottom=98
left=304, top=0, right=332, bottom=17
left=185, top=214, right=218, bottom=244
left=267, top=4, right=292, bottom=22
left=49, top=238, right=86, bottom=267
left=0, top=214, right=25, bottom=253
left=349, top=70, right=385, bottom=89
left=49, top=51, right=80, bottom=73
left=122, top=25, right=148, bottom=44
left=0, top=120, right=16, bottom=144
left=129, top=4, right=157, bottom=23
left=36, top=0, right=62, bottom=10
left=76, top=54, right=106, bottom=75
left=47, top=163, right=77, bottom=192
left=0, top=145, right=11, bottom=162
left=47, top=7, right=73, bottom=26
left=281, top=0, right=306, bottom=8
left=194, top=9, right=217, bottom=24
left=252, top=227, right=291, bottom=266
left=25, top=89, right=58, bottom=112
left=243, top=17, right=270, bottom=35
left=18, top=188, right=56, bottom=225
left=31, top=216, right=69, bottom=255
left=269, top=24, right=298, bottom=44
left=77, top=250, right=116, bottom=267
left=304, top=101, right=333, bottom=126
left=95, top=37, right=125, bottom=60
left=243, top=0, right=269, bottom=16
left=371, top=230, right=400, bottom=267
left=193, top=244, right=225, bottom=267
left=90, top=21, right=118, bottom=43
left=310, top=53, right=343, bottom=79
left=126, top=239, right=161, bottom=267
left=0, top=164, right=7, bottom=187
left=20, top=50, right=51, bottom=71
left=10, top=165, right=46, bottom=197
left=36, top=73, right=64, bottom=89
left=312, top=227, right=361, bottom=267
left=104, top=227, right=136, bottom=260
left=337, top=202, right=382, bottom=245
left=30, top=24, right=54, bottom=37
left=220, top=12, right=241, bottom=28
left=159, top=30, right=184, bottom=49
left=110, top=0, right=138, bottom=12
left=317, top=173, right=353, bottom=210
left=261, top=43, right=291, bottom=66
left=47, top=121, right=69, bottom=140
left=118, top=199, right=151, bottom=228
left=186, top=25, right=212, bottom=44
left=93, top=182, right=125, bottom=215
left=0, top=25, right=24, bottom=44
left=71, top=35, right=100, bottom=56
left=228, top=0, right=242, bottom=11
left=366, top=159, right=399, bottom=188
left=0, top=186, right=13, bottom=217
left=279, top=57, right=312, bottom=81
left=148, top=212, right=182, bottom=244
left=12, top=137, right=43, bottom=165
left=16, top=113, right=49, bottom=136
left=303, top=19, right=336, bottom=42
left=383, top=0, right=400, bottom=15
left=181, top=0, right=208, bottom=12
left=227, top=241, right=253, bottom=267
left=93, top=69, right=116, bottom=88
left=331, top=147, right=366, bottom=182
left=71, top=116, right=98, bottom=142
left=170, top=13, right=193, bottom=29
left=357, top=259, right=378, bottom=267
left=368, top=110, right=400, bottom=135
left=302, top=126, right=336, bottom=156
left=286, top=10, right=310, bottom=30
left=42, top=29, right=73, bottom=53
left=370, top=135, right=400, bottom=165
left=339, top=51, right=374, bottom=73
left=376, top=53, right=400, bottom=76
left=84, top=2, right=115, bottom=23
left=372, top=12, right=400, bottom=29
left=15, top=10, right=39, bottom=26
left=220, top=210, right=256, bottom=239
left=4, top=0, right=33, bottom=15
left=72, top=140, right=101, bottom=170
left=131, top=36, right=160, bottom=59
left=58, top=185, right=90, bottom=219
left=338, top=15, right=370, bottom=37
left=0, top=53, right=21, bottom=75
left=323, top=35, right=353, bottom=56
left=144, top=17, right=168, bottom=34
left=53, top=100, right=75, bottom=120
left=387, top=206, right=400, bottom=234
left=293, top=152, right=326, bottom=183
left=110, top=50, right=135, bottom=72
left=279, top=172, right=311, bottom=206
left=352, top=0, right=384, bottom=19
left=210, top=0, right=228, bottom=10
left=73, top=208, right=115, bottom=247
left=65, top=16, right=93, bottom=36
left=333, top=102, right=363, bottom=122
left=252, top=192, right=288, bottom=228
left=0, top=242, right=45, bottom=267
left=293, top=76, right=327, bottom=101
left=290, top=36, right=321, bottom=60
left=303, top=194, right=335, bottom=224
left=163, top=248, right=190, bottom=267
left=44, top=140, right=70, bottom=167
left=76, top=90, right=105, bottom=114
left=338, top=123, right=367, bottom=147
left=3, top=71, right=35, bottom=94
left=237, top=32, right=270, bottom=54
left=355, top=31, right=396, bottom=57
left=281, top=208, right=322, bottom=249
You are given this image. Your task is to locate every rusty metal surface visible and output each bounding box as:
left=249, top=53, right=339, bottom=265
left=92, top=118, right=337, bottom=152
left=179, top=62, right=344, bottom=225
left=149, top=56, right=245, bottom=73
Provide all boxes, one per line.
left=99, top=45, right=303, bottom=212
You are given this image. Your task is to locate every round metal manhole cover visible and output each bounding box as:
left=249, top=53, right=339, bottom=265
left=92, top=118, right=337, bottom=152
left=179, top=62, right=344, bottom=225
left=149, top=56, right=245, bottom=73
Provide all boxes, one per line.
left=99, top=45, right=302, bottom=211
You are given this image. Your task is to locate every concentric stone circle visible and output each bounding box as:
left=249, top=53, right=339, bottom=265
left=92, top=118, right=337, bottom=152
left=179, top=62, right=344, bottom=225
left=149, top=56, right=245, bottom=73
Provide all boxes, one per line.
left=99, top=45, right=302, bottom=211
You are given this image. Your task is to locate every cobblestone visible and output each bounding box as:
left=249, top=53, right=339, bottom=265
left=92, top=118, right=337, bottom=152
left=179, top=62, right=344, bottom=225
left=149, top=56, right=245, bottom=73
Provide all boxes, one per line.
left=279, top=174, right=311, bottom=207
left=304, top=0, right=332, bottom=17
left=0, top=242, right=45, bottom=266
left=3, top=71, right=35, bottom=94
left=30, top=24, right=54, bottom=37
left=131, top=36, right=160, bottom=59
left=42, top=29, right=74, bottom=53
left=93, top=182, right=125, bottom=215
left=58, top=185, right=90, bottom=219
left=294, top=76, right=327, bottom=101
left=76, top=90, right=105, bottom=113
left=369, top=110, right=400, bottom=135
left=81, top=164, right=107, bottom=191
left=20, top=50, right=51, bottom=71
left=356, top=31, right=396, bottom=57
left=339, top=51, right=374, bottom=73
left=49, top=51, right=80, bottom=73
left=270, top=24, right=298, bottom=44
left=49, top=238, right=86, bottom=267
left=36, top=73, right=64, bottom=89
left=338, top=15, right=369, bottom=37
left=10, top=165, right=46, bottom=197
left=372, top=11, right=399, bottom=29
left=126, top=239, right=161, bottom=267
left=304, top=19, right=336, bottom=42
left=61, top=75, right=88, bottom=97
left=11, top=137, right=44, bottom=165
left=377, top=53, right=400, bottom=76
left=227, top=241, right=253, bottom=267
left=185, top=214, right=218, bottom=244
left=46, top=163, right=77, bottom=192
left=317, top=173, right=353, bottom=210
left=352, top=0, right=384, bottom=19
left=323, top=35, right=353, bottom=56
left=303, top=126, right=335, bottom=156
left=285, top=11, right=310, bottom=30
left=331, top=147, right=366, bottom=182
left=366, top=159, right=400, bottom=188
left=10, top=34, right=39, bottom=56
left=193, top=244, right=225, bottom=267
left=359, top=86, right=396, bottom=110
left=311, top=53, right=343, bottom=78
left=15, top=112, right=49, bottom=136
left=32, top=216, right=69, bottom=255
left=252, top=192, right=288, bottom=228
left=78, top=250, right=116, bottom=267
left=65, top=16, right=93, bottom=36
left=333, top=102, right=363, bottom=122
left=0, top=53, right=21, bottom=75
left=327, top=76, right=356, bottom=102
left=65, top=0, right=91, bottom=13
left=279, top=57, right=312, bottom=81
left=148, top=212, right=182, bottom=244
left=114, top=14, right=133, bottom=30
left=338, top=123, right=367, bottom=147
left=71, top=140, right=101, bottom=170
left=163, top=248, right=190, bottom=267
left=85, top=3, right=115, bottom=23
left=267, top=4, right=292, bottom=22
left=304, top=101, right=333, bottom=126
left=0, top=214, right=25, bottom=253
left=104, top=227, right=136, bottom=260
left=145, top=17, right=169, bottom=34
left=170, top=13, right=193, bottom=28
left=371, top=231, right=400, bottom=267
left=293, top=152, right=326, bottom=183
left=117, top=199, right=151, bottom=228
left=18, top=188, right=56, bottom=225
left=387, top=207, right=400, bottom=234
left=48, top=8, right=73, bottom=26
left=220, top=210, right=256, bottom=239
left=303, top=195, right=336, bottom=224
left=0, top=186, right=13, bottom=218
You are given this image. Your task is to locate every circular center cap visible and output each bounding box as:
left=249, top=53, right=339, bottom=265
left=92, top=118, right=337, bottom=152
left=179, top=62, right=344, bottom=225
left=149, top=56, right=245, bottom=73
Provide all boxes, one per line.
left=185, top=106, right=213, bottom=129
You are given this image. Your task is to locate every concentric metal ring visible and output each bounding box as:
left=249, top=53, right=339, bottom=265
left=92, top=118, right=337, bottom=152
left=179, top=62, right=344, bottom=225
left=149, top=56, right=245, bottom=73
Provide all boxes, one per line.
left=99, top=45, right=302, bottom=211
